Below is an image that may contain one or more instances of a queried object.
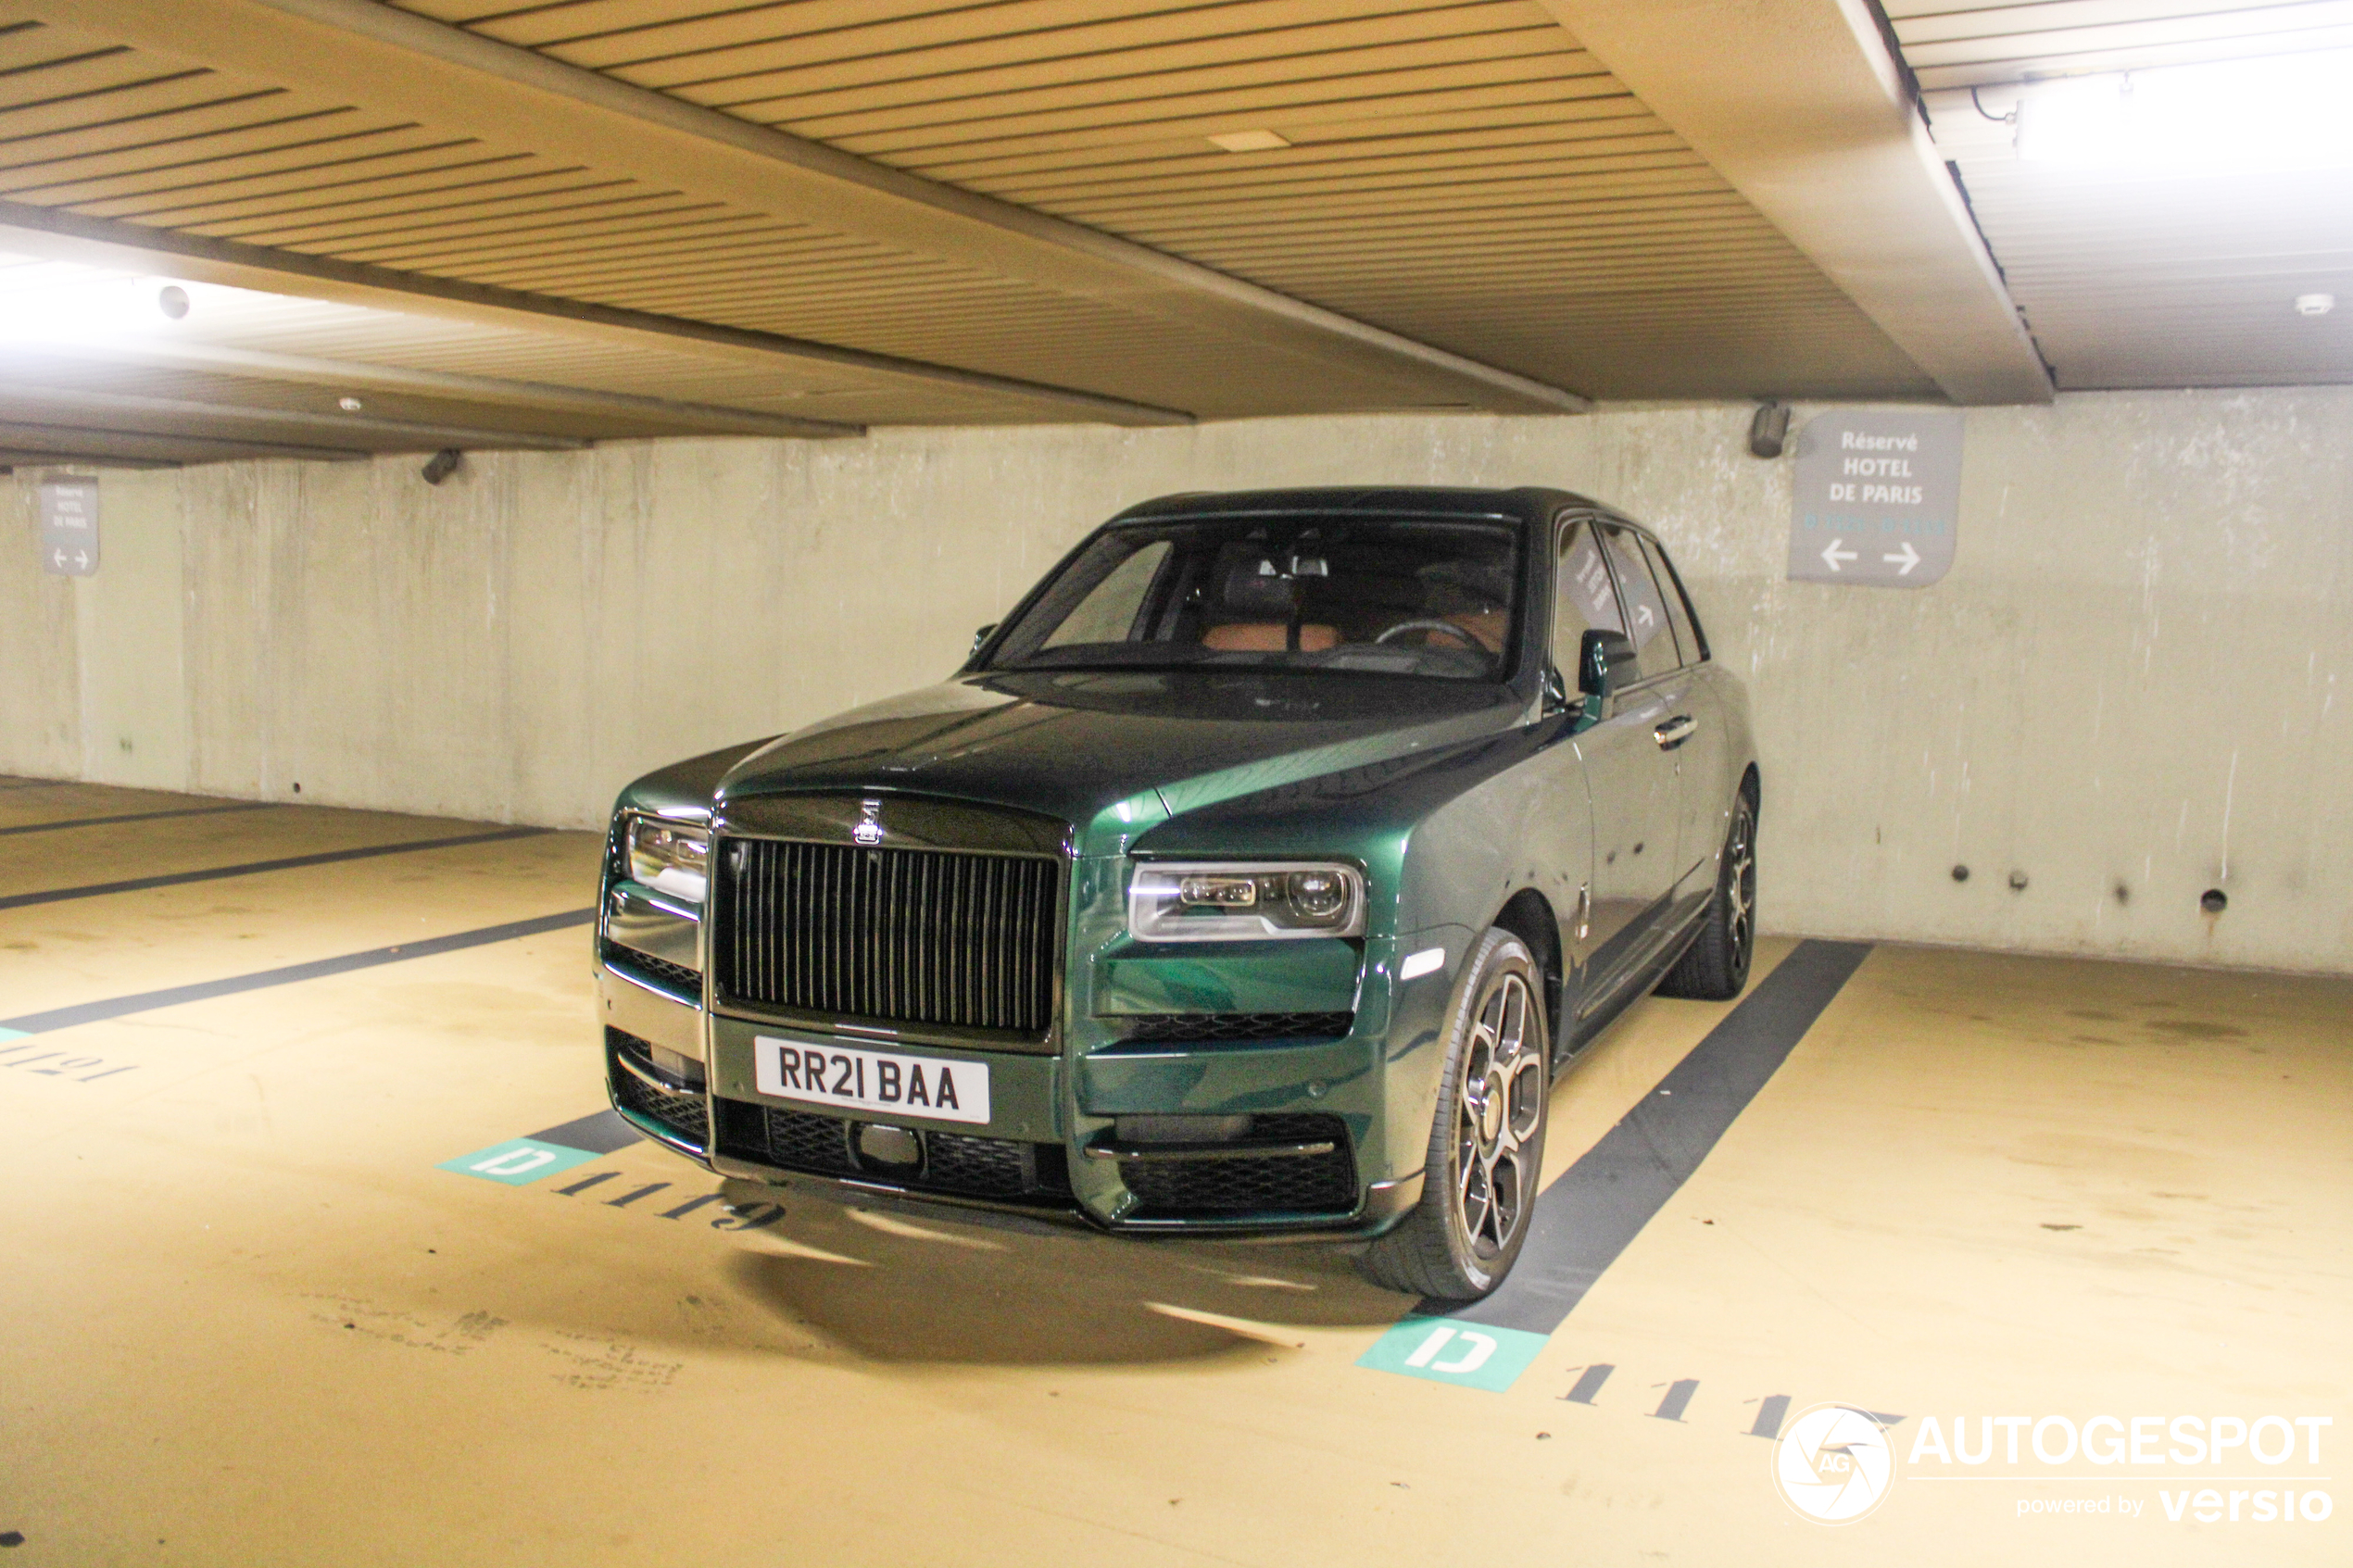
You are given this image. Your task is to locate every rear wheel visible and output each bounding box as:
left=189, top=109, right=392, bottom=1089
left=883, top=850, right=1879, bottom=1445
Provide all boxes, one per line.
left=1657, top=789, right=1756, bottom=1002
left=1357, top=928, right=1549, bottom=1301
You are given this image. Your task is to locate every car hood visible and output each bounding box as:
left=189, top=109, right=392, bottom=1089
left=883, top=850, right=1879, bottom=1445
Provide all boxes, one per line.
left=717, top=670, right=1529, bottom=854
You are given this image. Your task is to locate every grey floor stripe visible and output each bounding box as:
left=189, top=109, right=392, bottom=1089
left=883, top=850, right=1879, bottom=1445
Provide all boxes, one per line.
left=529, top=1110, right=643, bottom=1155
left=0, top=801, right=278, bottom=838
left=0, top=825, right=547, bottom=911
left=1434, top=939, right=1874, bottom=1334
left=0, top=908, right=596, bottom=1035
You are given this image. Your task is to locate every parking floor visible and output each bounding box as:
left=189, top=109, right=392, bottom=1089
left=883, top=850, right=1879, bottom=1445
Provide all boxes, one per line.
left=1, top=777, right=2344, bottom=1566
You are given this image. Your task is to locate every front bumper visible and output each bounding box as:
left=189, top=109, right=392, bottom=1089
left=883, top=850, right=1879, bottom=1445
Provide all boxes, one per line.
left=595, top=948, right=1445, bottom=1239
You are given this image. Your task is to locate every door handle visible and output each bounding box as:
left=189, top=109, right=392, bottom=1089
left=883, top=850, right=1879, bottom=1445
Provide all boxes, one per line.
left=1654, top=714, right=1697, bottom=749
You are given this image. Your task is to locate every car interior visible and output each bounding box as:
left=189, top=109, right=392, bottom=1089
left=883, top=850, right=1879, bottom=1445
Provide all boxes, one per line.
left=1003, top=521, right=1523, bottom=679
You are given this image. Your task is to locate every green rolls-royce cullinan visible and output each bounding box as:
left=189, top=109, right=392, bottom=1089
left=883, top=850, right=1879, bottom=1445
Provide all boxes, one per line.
left=596, top=487, right=1758, bottom=1299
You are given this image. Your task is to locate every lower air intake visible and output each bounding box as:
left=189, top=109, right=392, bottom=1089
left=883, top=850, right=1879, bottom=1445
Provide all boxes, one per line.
left=714, top=1098, right=1074, bottom=1207
left=1119, top=1114, right=1357, bottom=1218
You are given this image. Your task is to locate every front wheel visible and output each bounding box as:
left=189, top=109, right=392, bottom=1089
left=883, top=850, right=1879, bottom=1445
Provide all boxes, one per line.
left=1356, top=928, right=1549, bottom=1301
left=1657, top=789, right=1756, bottom=1001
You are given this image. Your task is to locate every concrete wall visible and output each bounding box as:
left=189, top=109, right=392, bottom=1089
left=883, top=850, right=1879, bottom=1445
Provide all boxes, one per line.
left=5, top=387, right=2348, bottom=973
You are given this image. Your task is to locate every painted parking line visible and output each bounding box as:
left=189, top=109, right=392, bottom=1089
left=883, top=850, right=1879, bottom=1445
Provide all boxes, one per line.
left=1445, top=939, right=1871, bottom=1332
left=0, top=800, right=277, bottom=838
left=1360, top=939, right=1872, bottom=1391
left=0, top=825, right=548, bottom=911
left=0, top=908, right=596, bottom=1035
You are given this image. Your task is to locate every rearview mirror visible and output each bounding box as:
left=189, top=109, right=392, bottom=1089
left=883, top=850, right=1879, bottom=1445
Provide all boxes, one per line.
left=1578, top=629, right=1639, bottom=704
left=970, top=622, right=998, bottom=659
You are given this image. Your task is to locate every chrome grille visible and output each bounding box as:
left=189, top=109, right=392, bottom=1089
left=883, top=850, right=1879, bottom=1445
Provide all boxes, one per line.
left=717, top=838, right=1060, bottom=1035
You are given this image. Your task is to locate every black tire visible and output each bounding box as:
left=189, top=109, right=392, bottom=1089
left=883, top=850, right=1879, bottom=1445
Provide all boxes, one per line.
left=1356, top=928, right=1550, bottom=1301
left=1657, top=788, right=1757, bottom=1002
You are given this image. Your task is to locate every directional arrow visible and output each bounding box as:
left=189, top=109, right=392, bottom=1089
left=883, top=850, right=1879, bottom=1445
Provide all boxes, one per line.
left=1882, top=540, right=1920, bottom=575
left=1633, top=603, right=1656, bottom=631
left=1820, top=538, right=1858, bottom=571
left=51, top=549, right=68, bottom=570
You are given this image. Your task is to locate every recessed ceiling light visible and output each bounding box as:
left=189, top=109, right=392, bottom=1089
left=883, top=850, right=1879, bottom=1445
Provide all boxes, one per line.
left=2296, top=293, right=2335, bottom=317
left=2015, top=48, right=2353, bottom=173
left=1207, top=129, right=1290, bottom=153
left=338, top=395, right=366, bottom=411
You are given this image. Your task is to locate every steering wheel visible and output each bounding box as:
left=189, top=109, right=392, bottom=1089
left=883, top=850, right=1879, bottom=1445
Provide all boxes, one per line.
left=1374, top=618, right=1486, bottom=650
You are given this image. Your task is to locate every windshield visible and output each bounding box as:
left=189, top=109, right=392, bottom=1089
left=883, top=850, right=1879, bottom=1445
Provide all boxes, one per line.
left=983, top=516, right=1525, bottom=681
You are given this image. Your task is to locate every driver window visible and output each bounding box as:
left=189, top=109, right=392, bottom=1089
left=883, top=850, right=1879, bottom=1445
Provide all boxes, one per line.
left=1554, top=519, right=1626, bottom=667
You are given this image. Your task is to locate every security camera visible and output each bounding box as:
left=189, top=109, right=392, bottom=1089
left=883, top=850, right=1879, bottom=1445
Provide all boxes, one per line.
left=1748, top=400, right=1791, bottom=459
left=421, top=448, right=462, bottom=484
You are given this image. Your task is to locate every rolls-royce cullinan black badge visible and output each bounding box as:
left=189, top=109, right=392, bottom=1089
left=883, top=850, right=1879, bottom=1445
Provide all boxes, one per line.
left=596, top=487, right=1758, bottom=1299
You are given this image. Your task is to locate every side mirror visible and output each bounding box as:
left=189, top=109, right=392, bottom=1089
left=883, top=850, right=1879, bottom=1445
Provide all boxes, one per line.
left=970, top=622, right=998, bottom=659
left=1578, top=629, right=1638, bottom=705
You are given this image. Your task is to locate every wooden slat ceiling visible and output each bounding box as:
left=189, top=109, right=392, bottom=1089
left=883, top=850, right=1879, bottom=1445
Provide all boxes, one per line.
left=0, top=248, right=1046, bottom=464
left=0, top=0, right=1941, bottom=470
left=384, top=0, right=1934, bottom=399
left=1890, top=2, right=2353, bottom=390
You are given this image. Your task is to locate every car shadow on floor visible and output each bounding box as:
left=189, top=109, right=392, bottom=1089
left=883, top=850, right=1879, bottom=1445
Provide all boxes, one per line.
left=720, top=1186, right=1416, bottom=1367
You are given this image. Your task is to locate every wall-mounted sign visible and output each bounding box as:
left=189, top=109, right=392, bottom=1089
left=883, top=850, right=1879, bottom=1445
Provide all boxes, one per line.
left=38, top=479, right=99, bottom=577
left=1786, top=408, right=1962, bottom=588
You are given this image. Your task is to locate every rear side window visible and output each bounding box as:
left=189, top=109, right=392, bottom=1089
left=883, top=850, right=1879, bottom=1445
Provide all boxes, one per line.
left=1599, top=523, right=1679, bottom=683
left=1641, top=535, right=1707, bottom=665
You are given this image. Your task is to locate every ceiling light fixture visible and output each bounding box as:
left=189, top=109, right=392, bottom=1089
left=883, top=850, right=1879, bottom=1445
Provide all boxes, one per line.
left=338, top=396, right=366, bottom=411
left=0, top=270, right=205, bottom=345
left=2015, top=48, right=2353, bottom=173
left=1207, top=129, right=1290, bottom=153
left=2296, top=293, right=2335, bottom=317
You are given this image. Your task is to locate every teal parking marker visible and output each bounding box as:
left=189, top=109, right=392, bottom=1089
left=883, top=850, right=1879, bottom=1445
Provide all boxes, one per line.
left=438, top=1137, right=605, bottom=1186
left=1356, top=1315, right=1552, bottom=1393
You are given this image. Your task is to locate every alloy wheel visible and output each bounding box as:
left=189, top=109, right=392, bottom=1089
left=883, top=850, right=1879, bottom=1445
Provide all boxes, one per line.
left=1453, top=971, right=1544, bottom=1260
left=1726, top=803, right=1755, bottom=973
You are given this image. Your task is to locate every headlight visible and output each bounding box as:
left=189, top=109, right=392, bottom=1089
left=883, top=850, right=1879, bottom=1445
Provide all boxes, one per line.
left=623, top=814, right=710, bottom=904
left=1126, top=861, right=1365, bottom=942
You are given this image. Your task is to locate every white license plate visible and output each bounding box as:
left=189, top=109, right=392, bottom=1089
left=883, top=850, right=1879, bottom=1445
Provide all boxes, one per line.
left=752, top=1035, right=991, bottom=1125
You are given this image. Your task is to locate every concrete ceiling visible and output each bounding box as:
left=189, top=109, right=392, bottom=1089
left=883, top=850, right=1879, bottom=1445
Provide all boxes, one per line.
left=32, top=0, right=2339, bottom=467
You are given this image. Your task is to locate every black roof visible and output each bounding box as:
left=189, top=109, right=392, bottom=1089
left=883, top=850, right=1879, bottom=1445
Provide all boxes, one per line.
left=1109, top=485, right=1618, bottom=528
